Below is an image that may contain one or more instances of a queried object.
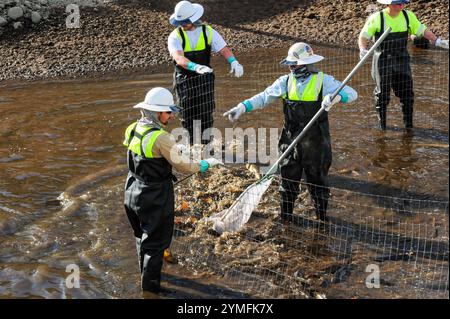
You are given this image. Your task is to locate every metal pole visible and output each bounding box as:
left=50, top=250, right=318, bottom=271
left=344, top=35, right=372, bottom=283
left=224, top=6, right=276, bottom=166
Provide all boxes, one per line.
left=174, top=172, right=196, bottom=186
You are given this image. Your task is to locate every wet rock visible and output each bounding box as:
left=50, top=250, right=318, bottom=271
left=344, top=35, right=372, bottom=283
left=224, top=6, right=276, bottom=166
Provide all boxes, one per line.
left=0, top=16, right=7, bottom=27
left=8, top=6, right=24, bottom=20
left=31, top=11, right=41, bottom=23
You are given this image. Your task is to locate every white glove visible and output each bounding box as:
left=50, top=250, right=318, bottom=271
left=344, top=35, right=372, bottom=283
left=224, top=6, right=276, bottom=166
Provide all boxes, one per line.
left=435, top=38, right=449, bottom=50
left=194, top=64, right=213, bottom=74
left=223, top=103, right=246, bottom=122
left=359, top=48, right=369, bottom=60
left=204, top=158, right=223, bottom=168
left=229, top=60, right=244, bottom=78
left=321, top=94, right=342, bottom=112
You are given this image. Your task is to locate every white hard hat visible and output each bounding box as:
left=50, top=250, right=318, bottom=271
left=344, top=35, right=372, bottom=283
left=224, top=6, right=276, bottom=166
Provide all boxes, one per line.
left=133, top=87, right=179, bottom=113
left=377, top=0, right=409, bottom=4
left=281, top=42, right=324, bottom=66
left=169, top=1, right=204, bottom=26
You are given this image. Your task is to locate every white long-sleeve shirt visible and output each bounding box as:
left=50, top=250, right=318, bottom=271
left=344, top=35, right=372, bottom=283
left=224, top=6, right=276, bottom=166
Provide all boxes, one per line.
left=243, top=73, right=358, bottom=110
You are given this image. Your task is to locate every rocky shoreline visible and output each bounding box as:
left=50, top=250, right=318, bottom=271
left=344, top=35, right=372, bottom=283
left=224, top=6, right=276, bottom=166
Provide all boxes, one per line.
left=0, top=0, right=448, bottom=82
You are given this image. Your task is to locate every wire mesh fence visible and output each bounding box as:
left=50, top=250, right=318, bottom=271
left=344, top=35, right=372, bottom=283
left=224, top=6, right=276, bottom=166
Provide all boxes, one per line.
left=169, top=43, right=448, bottom=299
left=173, top=171, right=448, bottom=299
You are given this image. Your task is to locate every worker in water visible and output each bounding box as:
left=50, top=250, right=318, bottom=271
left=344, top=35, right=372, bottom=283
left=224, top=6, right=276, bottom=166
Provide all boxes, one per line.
left=123, top=87, right=222, bottom=293
left=168, top=0, right=244, bottom=145
left=358, top=0, right=448, bottom=130
left=223, top=43, right=358, bottom=222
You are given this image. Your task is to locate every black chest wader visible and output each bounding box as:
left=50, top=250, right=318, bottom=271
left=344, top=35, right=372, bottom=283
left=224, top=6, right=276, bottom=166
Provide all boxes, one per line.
left=123, top=124, right=175, bottom=292
left=173, top=25, right=215, bottom=145
left=279, top=78, right=332, bottom=222
left=372, top=10, right=414, bottom=129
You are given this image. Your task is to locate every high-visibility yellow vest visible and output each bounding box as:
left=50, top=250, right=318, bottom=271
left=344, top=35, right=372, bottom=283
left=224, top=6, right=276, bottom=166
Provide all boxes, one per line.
left=282, top=72, right=324, bottom=102
left=177, top=25, right=213, bottom=52
left=123, top=122, right=165, bottom=158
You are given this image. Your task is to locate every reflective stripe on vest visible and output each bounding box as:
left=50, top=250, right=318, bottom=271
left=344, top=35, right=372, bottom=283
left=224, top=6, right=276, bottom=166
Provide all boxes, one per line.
left=123, top=122, right=164, bottom=158
left=284, top=72, right=324, bottom=102
left=143, top=130, right=164, bottom=158
left=177, top=25, right=213, bottom=52
left=123, top=122, right=137, bottom=147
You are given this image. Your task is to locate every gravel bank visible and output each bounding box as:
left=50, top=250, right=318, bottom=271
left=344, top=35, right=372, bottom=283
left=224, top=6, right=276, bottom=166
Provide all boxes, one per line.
left=0, top=0, right=448, bottom=81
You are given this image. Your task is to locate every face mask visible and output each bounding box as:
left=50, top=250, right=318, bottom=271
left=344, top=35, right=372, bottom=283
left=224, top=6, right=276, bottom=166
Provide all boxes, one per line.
left=290, top=64, right=319, bottom=79
left=290, top=65, right=310, bottom=79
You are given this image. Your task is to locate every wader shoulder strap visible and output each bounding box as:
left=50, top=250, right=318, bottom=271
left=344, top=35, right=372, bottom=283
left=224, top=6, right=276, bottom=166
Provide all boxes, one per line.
left=202, top=25, right=207, bottom=44
left=201, top=25, right=212, bottom=48
left=283, top=75, right=299, bottom=101
left=379, top=10, right=410, bottom=34
left=380, top=11, right=384, bottom=34
left=285, top=76, right=289, bottom=97
left=178, top=27, right=186, bottom=51
left=280, top=76, right=289, bottom=100
left=402, top=10, right=410, bottom=33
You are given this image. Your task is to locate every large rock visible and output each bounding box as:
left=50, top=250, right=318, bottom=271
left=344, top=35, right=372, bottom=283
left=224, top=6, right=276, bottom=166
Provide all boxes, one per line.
left=31, top=11, right=41, bottom=24
left=0, top=17, right=8, bottom=27
left=8, top=6, right=24, bottom=20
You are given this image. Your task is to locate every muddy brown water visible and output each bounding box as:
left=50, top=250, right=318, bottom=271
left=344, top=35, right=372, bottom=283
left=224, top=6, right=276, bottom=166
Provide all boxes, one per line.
left=0, top=46, right=448, bottom=298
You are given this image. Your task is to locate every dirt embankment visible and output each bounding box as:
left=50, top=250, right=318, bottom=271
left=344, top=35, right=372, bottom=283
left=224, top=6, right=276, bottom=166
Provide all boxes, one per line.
left=0, top=0, right=448, bottom=81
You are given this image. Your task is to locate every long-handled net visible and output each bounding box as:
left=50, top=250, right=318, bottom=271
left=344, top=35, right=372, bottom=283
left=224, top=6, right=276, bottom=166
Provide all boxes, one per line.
left=205, top=27, right=393, bottom=234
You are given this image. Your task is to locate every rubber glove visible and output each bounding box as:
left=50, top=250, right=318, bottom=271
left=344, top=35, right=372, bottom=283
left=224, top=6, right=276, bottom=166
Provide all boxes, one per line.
left=200, top=158, right=224, bottom=172
left=204, top=158, right=223, bottom=167
left=435, top=38, right=449, bottom=50
left=230, top=60, right=244, bottom=77
left=194, top=64, right=213, bottom=74
left=321, top=94, right=342, bottom=112
left=359, top=48, right=369, bottom=60
left=223, top=103, right=246, bottom=122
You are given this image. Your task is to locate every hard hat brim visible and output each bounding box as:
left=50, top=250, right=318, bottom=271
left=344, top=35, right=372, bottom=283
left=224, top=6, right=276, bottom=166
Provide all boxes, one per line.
left=377, top=0, right=409, bottom=4
left=169, top=3, right=204, bottom=26
left=280, top=54, right=324, bottom=66
left=133, top=102, right=180, bottom=113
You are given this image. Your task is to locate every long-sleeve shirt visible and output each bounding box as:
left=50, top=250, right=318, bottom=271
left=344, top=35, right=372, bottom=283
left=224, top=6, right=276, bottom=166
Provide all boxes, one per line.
left=142, top=131, right=200, bottom=174
left=243, top=73, right=358, bottom=110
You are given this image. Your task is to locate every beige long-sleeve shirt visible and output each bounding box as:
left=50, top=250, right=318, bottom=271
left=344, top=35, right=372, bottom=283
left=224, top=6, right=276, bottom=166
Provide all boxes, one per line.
left=142, top=130, right=200, bottom=174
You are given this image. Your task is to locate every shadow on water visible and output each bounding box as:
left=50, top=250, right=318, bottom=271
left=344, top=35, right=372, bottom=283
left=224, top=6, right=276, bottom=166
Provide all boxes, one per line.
left=385, top=126, right=449, bottom=143
left=329, top=175, right=449, bottom=212
left=284, top=215, right=449, bottom=262
left=410, top=56, right=436, bottom=66
left=158, top=273, right=251, bottom=299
